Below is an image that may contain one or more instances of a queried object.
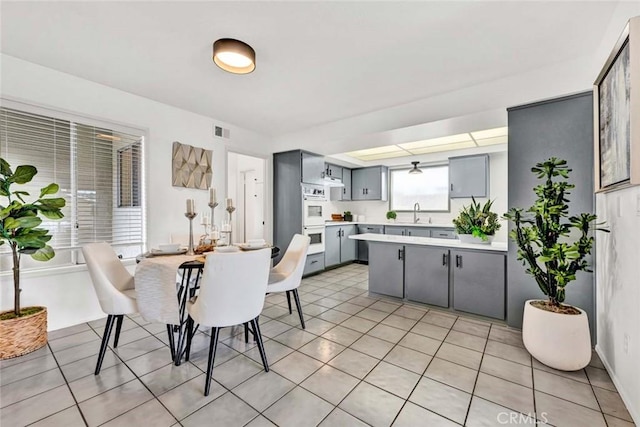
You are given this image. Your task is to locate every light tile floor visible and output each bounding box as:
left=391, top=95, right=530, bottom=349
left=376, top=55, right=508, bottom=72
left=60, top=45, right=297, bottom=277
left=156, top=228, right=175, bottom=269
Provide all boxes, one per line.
left=0, top=263, right=635, bottom=427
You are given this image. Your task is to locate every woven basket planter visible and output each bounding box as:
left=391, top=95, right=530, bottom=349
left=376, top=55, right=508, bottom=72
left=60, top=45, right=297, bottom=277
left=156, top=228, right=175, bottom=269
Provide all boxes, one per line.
left=0, top=306, right=48, bottom=360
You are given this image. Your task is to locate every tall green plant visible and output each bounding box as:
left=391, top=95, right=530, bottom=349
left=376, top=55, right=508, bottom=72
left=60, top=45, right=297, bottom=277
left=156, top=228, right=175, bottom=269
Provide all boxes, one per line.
left=504, top=158, right=607, bottom=307
left=0, top=158, right=65, bottom=317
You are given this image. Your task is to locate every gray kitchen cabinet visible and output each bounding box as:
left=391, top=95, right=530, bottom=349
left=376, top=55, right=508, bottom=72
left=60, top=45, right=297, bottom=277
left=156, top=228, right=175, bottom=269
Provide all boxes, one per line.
left=357, top=224, right=384, bottom=263
left=369, top=243, right=404, bottom=298
left=325, top=163, right=343, bottom=179
left=385, top=225, right=406, bottom=236
left=430, top=228, right=456, bottom=239
left=301, top=152, right=325, bottom=185
left=330, top=167, right=352, bottom=201
left=449, top=154, right=489, bottom=198
left=405, top=246, right=449, bottom=307
left=325, top=224, right=357, bottom=268
left=352, top=166, right=388, bottom=201
left=303, top=252, right=325, bottom=276
left=384, top=226, right=431, bottom=237
left=452, top=249, right=505, bottom=319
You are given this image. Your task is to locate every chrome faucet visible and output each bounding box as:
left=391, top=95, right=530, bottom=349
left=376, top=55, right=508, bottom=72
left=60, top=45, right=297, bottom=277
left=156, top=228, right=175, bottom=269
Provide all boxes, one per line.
left=413, top=202, right=420, bottom=224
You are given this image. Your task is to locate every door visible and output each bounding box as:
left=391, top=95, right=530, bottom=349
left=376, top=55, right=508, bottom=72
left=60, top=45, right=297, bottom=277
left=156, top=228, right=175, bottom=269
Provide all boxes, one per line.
left=406, top=228, right=430, bottom=237
left=452, top=249, right=505, bottom=319
left=369, top=243, right=404, bottom=298
left=385, top=226, right=406, bottom=236
left=301, top=152, right=325, bottom=185
left=405, top=246, right=449, bottom=307
left=325, top=227, right=341, bottom=268
left=340, top=225, right=357, bottom=262
left=342, top=168, right=352, bottom=201
left=351, top=168, right=367, bottom=200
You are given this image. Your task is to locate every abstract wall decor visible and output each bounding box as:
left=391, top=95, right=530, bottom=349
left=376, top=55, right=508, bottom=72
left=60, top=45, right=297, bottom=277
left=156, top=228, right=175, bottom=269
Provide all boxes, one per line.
left=172, top=141, right=212, bottom=189
left=594, top=17, right=640, bottom=191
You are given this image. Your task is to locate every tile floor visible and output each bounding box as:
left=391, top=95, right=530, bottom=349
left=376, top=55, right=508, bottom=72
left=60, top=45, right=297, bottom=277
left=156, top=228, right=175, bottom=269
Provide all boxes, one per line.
left=0, top=263, right=635, bottom=427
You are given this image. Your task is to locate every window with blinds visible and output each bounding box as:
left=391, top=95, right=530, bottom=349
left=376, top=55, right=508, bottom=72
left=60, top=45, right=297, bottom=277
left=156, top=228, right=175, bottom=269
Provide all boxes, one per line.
left=0, top=106, right=145, bottom=270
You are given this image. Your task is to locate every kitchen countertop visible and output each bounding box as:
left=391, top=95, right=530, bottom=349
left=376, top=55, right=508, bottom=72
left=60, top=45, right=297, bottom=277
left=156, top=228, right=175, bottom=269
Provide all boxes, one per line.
left=325, top=221, right=455, bottom=228
left=350, top=233, right=508, bottom=252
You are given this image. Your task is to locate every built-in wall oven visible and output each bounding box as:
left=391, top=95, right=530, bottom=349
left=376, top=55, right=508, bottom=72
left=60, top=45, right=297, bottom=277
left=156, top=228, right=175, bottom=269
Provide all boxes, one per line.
left=303, top=225, right=325, bottom=255
left=302, top=184, right=327, bottom=254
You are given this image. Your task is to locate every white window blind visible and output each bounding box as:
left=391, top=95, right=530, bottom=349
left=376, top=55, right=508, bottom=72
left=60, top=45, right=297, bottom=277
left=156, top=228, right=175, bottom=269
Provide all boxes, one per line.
left=389, top=165, right=450, bottom=211
left=0, top=106, right=145, bottom=269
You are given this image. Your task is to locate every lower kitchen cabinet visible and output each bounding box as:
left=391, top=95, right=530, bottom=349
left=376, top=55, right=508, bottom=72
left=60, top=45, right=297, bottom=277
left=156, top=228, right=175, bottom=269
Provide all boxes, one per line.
left=405, top=246, right=449, bottom=308
left=325, top=225, right=357, bottom=268
left=369, top=243, right=404, bottom=298
left=451, top=249, right=506, bottom=319
left=303, top=252, right=325, bottom=276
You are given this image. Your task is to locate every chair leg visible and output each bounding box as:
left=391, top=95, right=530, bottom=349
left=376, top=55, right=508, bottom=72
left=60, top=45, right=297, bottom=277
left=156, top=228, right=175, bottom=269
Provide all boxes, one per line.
left=166, top=325, right=176, bottom=360
left=185, top=317, right=194, bottom=362
left=292, top=289, right=305, bottom=329
left=251, top=317, right=269, bottom=372
left=113, top=315, right=124, bottom=348
left=204, top=327, right=220, bottom=396
left=95, top=315, right=115, bottom=375
left=244, top=322, right=249, bottom=343
left=286, top=291, right=292, bottom=314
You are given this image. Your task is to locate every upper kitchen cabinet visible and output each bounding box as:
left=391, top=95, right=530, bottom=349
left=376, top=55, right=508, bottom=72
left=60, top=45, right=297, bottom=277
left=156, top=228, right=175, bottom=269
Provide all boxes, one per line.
left=330, top=167, right=352, bottom=201
left=449, top=154, right=489, bottom=198
left=325, top=163, right=343, bottom=179
left=352, top=166, right=388, bottom=201
left=301, top=151, right=325, bottom=185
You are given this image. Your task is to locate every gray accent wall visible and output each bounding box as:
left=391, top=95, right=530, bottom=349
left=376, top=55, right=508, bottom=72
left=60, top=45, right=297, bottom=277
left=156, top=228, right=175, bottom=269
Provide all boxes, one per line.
left=507, top=91, right=596, bottom=342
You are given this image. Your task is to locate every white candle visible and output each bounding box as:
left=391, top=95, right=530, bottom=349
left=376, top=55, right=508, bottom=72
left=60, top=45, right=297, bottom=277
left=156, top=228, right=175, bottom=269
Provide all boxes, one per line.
left=186, top=199, right=194, bottom=214
left=201, top=212, right=208, bottom=225
left=211, top=230, right=220, bottom=240
left=209, top=188, right=216, bottom=204
left=226, top=198, right=233, bottom=208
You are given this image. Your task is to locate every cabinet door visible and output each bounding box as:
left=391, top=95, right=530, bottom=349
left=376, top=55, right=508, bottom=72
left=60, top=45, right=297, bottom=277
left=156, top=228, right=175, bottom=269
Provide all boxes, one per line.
left=301, top=152, right=325, bottom=185
left=325, top=163, right=342, bottom=179
left=452, top=250, right=505, bottom=319
left=342, top=168, right=352, bottom=201
left=368, top=243, right=404, bottom=298
left=385, top=226, right=406, bottom=236
left=340, top=225, right=357, bottom=262
left=304, top=253, right=325, bottom=276
left=351, top=168, right=368, bottom=200
left=449, top=155, right=489, bottom=198
left=406, top=228, right=430, bottom=237
left=405, top=246, right=449, bottom=307
left=430, top=228, right=456, bottom=239
left=324, top=227, right=341, bottom=268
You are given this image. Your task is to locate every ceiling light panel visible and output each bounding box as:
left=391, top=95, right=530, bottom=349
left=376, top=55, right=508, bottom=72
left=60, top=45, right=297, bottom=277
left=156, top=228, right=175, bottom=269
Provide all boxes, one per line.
left=398, top=133, right=473, bottom=150
left=346, top=145, right=406, bottom=157
left=470, top=127, right=508, bottom=140
left=407, top=140, right=477, bottom=155
left=475, top=135, right=508, bottom=146
left=350, top=151, right=411, bottom=161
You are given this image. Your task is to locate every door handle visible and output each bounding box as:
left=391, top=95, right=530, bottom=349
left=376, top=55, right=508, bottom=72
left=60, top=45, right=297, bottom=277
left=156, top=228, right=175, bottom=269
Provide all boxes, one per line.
left=442, top=253, right=447, bottom=266
left=398, top=248, right=404, bottom=260
left=456, top=254, right=462, bottom=268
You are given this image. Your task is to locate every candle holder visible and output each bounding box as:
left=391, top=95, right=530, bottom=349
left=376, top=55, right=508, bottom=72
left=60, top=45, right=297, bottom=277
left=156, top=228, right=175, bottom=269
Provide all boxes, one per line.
left=208, top=201, right=219, bottom=228
left=184, top=212, right=198, bottom=255
left=225, top=206, right=236, bottom=245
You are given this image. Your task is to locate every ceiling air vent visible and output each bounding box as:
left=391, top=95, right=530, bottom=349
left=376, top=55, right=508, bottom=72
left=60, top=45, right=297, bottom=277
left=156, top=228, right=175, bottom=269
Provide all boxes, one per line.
left=213, top=125, right=230, bottom=139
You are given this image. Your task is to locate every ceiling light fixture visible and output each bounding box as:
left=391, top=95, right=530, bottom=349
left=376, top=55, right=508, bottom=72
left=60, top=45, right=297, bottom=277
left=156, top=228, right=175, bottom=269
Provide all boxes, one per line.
left=409, top=161, right=423, bottom=175
left=212, top=38, right=256, bottom=74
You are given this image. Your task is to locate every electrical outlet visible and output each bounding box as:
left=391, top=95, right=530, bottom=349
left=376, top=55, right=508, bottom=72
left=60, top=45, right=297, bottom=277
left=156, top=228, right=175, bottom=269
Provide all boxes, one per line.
left=623, top=333, right=630, bottom=354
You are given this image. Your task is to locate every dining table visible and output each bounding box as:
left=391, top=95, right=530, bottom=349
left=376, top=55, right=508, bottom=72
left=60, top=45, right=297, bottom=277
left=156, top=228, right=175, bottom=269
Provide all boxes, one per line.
left=134, top=246, right=280, bottom=365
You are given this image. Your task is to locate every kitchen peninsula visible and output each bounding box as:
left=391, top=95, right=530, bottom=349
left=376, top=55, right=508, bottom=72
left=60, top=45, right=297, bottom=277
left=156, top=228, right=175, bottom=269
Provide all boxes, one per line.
left=350, top=233, right=507, bottom=320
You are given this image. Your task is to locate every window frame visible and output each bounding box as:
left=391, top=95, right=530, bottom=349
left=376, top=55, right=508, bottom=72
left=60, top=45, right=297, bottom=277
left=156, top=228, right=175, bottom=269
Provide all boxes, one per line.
left=388, top=164, right=451, bottom=212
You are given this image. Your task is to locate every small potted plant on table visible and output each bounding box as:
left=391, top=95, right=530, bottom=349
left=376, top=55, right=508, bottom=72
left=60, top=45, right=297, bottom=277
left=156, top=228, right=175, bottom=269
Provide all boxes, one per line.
left=343, top=211, right=353, bottom=222
left=386, top=210, right=397, bottom=223
left=504, top=157, right=608, bottom=371
left=453, top=197, right=501, bottom=244
left=0, top=158, right=65, bottom=359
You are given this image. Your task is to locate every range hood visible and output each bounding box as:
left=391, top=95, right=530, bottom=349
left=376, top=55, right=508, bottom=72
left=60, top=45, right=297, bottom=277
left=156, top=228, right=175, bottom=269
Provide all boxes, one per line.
left=323, top=175, right=344, bottom=187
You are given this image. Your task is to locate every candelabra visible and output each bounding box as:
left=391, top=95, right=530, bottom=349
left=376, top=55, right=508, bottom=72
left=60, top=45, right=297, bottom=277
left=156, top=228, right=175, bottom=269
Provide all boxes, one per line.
left=184, top=212, right=198, bottom=255
left=223, top=205, right=236, bottom=246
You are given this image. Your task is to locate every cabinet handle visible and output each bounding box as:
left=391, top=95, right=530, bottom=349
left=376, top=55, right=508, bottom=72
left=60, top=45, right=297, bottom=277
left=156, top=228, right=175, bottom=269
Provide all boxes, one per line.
left=456, top=254, right=462, bottom=268
left=343, top=188, right=346, bottom=195
left=362, top=189, right=365, bottom=195
left=341, top=229, right=344, bottom=237
left=408, top=230, right=412, bottom=236
left=401, top=230, right=405, bottom=236
left=442, top=253, right=447, bottom=266
left=450, top=183, right=454, bottom=192
left=398, top=248, right=404, bottom=260
left=337, top=230, right=341, bottom=237
left=311, top=260, right=318, bottom=264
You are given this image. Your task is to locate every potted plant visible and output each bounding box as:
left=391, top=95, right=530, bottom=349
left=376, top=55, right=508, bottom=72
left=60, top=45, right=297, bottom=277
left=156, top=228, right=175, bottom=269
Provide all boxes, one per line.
left=343, top=211, right=353, bottom=222
left=504, top=158, right=607, bottom=371
left=453, top=197, right=501, bottom=244
left=0, top=158, right=65, bottom=359
left=386, top=210, right=397, bottom=222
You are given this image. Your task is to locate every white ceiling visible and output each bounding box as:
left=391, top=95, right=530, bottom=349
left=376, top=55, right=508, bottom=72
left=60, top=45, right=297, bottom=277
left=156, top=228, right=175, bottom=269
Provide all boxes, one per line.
left=0, top=1, right=619, bottom=138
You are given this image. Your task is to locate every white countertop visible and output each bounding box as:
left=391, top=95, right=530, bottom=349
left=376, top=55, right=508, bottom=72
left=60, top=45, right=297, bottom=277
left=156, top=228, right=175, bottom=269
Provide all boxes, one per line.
left=325, top=221, right=455, bottom=228
left=350, top=233, right=508, bottom=252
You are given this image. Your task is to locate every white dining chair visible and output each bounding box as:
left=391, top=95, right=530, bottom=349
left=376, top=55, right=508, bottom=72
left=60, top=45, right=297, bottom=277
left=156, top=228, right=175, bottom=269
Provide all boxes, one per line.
left=185, top=248, right=271, bottom=396
left=82, top=242, right=138, bottom=374
left=266, top=234, right=310, bottom=329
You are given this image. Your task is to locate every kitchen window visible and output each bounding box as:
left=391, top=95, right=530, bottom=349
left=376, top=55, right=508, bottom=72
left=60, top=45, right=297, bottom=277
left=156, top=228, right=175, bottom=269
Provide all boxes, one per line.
left=389, top=165, right=449, bottom=211
left=0, top=104, right=146, bottom=270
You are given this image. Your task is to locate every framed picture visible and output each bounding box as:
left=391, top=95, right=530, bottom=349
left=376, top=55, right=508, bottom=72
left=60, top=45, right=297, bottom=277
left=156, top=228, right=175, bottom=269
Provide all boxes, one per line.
left=593, top=16, right=640, bottom=192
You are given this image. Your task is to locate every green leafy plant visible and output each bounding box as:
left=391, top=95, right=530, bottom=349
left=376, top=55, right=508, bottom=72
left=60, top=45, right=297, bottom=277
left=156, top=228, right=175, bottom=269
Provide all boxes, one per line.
left=1, top=158, right=65, bottom=318
left=452, top=197, right=501, bottom=241
left=503, top=158, right=608, bottom=311
left=386, top=210, right=397, bottom=220
left=343, top=211, right=351, bottom=216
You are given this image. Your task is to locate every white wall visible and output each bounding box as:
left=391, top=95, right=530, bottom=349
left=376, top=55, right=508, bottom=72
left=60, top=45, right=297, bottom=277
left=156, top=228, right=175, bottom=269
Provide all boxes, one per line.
left=0, top=54, right=273, bottom=330
left=327, top=151, right=508, bottom=242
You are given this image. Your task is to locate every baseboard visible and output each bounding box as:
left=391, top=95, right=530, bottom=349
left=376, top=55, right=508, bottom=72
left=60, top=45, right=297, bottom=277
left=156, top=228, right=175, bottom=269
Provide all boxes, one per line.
left=595, top=344, right=639, bottom=425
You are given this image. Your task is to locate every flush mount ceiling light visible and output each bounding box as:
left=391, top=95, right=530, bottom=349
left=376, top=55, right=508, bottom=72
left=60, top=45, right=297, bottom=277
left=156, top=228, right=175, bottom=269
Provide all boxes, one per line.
left=408, top=161, right=423, bottom=174
left=212, top=38, right=256, bottom=74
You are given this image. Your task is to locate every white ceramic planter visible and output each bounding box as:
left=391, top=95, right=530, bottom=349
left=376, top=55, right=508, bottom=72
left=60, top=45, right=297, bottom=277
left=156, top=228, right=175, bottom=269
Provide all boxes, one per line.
left=457, top=234, right=494, bottom=244
left=522, top=300, right=591, bottom=371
